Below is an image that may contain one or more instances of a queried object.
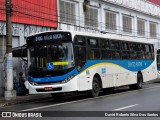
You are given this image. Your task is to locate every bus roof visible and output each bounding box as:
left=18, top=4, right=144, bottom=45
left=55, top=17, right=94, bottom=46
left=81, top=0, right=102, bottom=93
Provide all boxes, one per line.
left=28, top=30, right=154, bottom=44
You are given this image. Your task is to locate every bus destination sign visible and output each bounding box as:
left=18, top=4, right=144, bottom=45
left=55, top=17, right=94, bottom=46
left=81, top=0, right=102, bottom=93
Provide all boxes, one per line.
left=35, top=34, right=64, bottom=41
left=27, top=32, right=71, bottom=46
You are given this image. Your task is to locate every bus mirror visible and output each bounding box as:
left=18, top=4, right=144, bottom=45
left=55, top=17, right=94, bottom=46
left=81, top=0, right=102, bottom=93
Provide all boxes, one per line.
left=21, top=44, right=28, bottom=63
left=21, top=57, right=28, bottom=62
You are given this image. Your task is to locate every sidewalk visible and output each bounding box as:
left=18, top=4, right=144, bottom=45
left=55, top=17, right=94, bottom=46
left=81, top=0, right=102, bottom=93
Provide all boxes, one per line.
left=0, top=93, right=52, bottom=107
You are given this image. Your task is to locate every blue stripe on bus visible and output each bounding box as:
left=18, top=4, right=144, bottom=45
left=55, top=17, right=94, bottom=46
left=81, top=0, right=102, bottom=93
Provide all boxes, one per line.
left=29, top=60, right=153, bottom=83
left=29, top=69, right=78, bottom=83
left=82, top=60, right=153, bottom=72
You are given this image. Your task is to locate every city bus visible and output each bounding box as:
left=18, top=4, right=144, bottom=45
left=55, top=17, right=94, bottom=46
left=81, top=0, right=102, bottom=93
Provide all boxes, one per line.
left=24, top=30, right=157, bottom=99
left=156, top=48, right=160, bottom=78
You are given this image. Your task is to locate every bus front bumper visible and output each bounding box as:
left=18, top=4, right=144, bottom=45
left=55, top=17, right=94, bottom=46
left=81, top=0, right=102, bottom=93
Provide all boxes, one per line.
left=25, top=78, right=78, bottom=94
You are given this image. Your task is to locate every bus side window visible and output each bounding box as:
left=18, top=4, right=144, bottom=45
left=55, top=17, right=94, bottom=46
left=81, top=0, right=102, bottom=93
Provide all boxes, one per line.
left=100, top=39, right=112, bottom=59
left=129, top=43, right=137, bottom=59
left=144, top=44, right=152, bottom=60
left=150, top=45, right=155, bottom=60
left=121, top=42, right=130, bottom=59
left=88, top=38, right=100, bottom=59
left=137, top=44, right=145, bottom=59
left=74, top=36, right=87, bottom=70
left=111, top=40, right=121, bottom=59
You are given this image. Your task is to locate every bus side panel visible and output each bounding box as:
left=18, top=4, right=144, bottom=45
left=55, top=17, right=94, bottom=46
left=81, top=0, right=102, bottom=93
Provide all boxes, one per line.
left=142, top=62, right=157, bottom=82
left=78, top=63, right=138, bottom=91
left=102, top=74, right=113, bottom=88
left=100, top=64, right=114, bottom=88
left=78, top=74, right=93, bottom=91
left=127, top=72, right=137, bottom=85
left=78, top=60, right=157, bottom=91
left=103, top=64, right=137, bottom=87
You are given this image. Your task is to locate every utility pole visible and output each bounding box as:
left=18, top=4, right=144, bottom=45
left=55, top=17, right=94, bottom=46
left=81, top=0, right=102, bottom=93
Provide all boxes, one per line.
left=5, top=0, right=16, bottom=100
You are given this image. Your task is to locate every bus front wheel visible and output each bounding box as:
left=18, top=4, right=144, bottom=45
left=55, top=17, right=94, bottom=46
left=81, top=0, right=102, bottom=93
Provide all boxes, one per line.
left=88, top=77, right=100, bottom=97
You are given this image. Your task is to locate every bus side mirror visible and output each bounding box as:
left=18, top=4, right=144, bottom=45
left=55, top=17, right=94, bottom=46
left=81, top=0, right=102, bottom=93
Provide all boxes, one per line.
left=21, top=57, right=28, bottom=62
left=21, top=45, right=28, bottom=63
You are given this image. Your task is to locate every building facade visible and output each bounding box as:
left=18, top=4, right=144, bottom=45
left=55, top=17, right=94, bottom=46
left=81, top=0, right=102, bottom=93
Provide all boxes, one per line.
left=0, top=0, right=160, bottom=96
left=58, top=0, right=160, bottom=48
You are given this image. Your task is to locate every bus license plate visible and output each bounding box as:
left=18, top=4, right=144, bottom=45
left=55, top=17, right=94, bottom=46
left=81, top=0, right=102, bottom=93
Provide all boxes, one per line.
left=44, top=87, right=52, bottom=91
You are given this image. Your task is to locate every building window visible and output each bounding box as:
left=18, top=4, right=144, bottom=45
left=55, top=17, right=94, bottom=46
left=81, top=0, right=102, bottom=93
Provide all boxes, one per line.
left=85, top=7, right=98, bottom=28
left=59, top=0, right=76, bottom=24
left=150, top=22, right=157, bottom=38
left=137, top=19, right=145, bottom=36
left=123, top=15, right=132, bottom=33
left=105, top=11, right=117, bottom=31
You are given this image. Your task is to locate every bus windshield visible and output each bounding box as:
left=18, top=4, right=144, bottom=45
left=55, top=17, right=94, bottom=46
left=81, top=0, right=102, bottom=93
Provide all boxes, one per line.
left=28, top=42, right=75, bottom=71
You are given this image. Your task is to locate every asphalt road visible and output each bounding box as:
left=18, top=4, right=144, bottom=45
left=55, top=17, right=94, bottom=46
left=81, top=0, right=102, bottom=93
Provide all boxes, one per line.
left=1, top=80, right=160, bottom=120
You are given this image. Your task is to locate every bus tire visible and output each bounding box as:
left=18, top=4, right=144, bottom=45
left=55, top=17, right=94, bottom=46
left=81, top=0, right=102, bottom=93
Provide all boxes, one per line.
left=51, top=93, right=63, bottom=101
left=130, top=73, right=143, bottom=90
left=88, top=77, right=100, bottom=97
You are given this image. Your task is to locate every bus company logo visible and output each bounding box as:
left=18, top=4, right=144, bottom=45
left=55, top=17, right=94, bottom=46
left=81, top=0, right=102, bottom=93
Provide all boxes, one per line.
left=2, top=112, right=11, bottom=117
left=102, top=68, right=106, bottom=74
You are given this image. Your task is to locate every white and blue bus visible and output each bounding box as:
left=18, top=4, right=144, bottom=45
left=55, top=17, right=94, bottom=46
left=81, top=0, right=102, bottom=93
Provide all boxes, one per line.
left=25, top=30, right=157, bottom=99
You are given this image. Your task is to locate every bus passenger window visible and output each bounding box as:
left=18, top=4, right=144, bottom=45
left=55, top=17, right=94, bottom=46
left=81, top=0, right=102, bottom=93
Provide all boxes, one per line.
left=130, top=51, right=137, bottom=59
left=88, top=39, right=99, bottom=48
left=75, top=37, right=86, bottom=46
left=137, top=44, right=145, bottom=59
left=121, top=42, right=130, bottom=60
left=88, top=38, right=100, bottom=59
left=145, top=44, right=152, bottom=59
left=101, top=50, right=112, bottom=59
left=111, top=41, right=120, bottom=50
left=121, top=51, right=130, bottom=59
left=150, top=45, right=154, bottom=60
left=129, top=43, right=137, bottom=59
left=89, top=49, right=100, bottom=59
left=112, top=51, right=121, bottom=59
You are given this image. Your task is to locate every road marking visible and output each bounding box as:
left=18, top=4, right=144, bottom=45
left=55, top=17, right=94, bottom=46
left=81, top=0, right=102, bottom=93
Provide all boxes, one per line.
left=113, top=104, right=139, bottom=111
left=19, top=85, right=160, bottom=112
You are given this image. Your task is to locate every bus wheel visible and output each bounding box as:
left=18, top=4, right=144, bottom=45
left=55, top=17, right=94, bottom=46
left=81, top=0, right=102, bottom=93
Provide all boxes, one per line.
left=88, top=77, right=100, bottom=97
left=136, top=73, right=143, bottom=89
left=130, top=73, right=143, bottom=90
left=51, top=93, right=63, bottom=101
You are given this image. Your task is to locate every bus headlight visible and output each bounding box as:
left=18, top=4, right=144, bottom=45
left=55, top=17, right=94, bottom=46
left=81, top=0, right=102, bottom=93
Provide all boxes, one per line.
left=28, top=79, right=39, bottom=86
left=62, top=74, right=76, bottom=84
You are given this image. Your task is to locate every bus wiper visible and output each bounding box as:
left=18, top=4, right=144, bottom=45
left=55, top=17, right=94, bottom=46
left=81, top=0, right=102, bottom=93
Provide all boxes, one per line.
left=35, top=67, right=44, bottom=71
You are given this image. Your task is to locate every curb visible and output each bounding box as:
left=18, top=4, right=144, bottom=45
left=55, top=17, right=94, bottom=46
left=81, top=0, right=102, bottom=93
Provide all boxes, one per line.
left=0, top=95, right=52, bottom=107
